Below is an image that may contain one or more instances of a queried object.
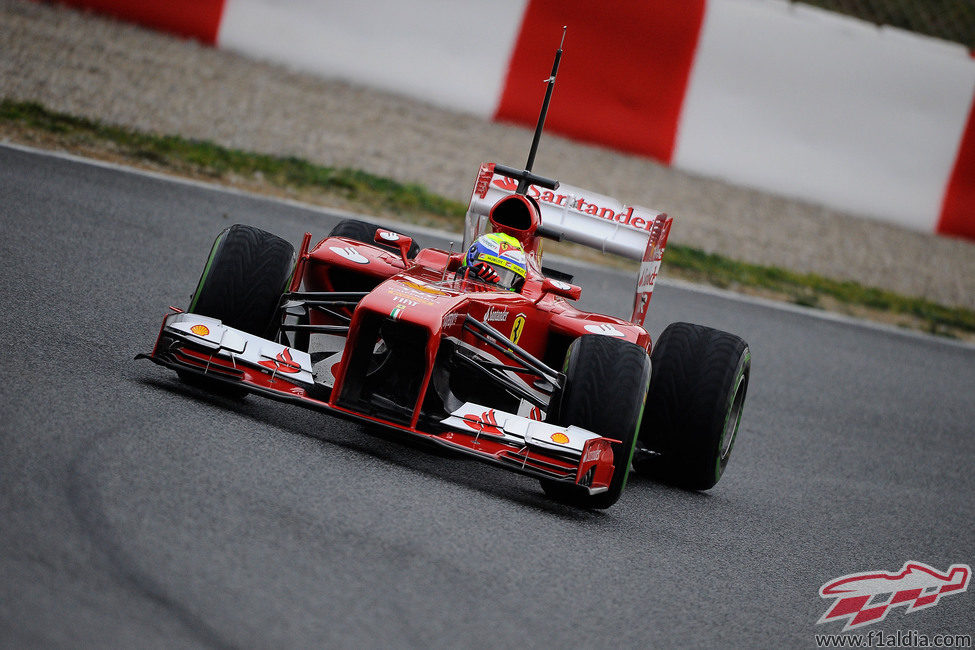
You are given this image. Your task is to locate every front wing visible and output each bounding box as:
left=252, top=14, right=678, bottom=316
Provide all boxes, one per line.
left=139, top=311, right=617, bottom=495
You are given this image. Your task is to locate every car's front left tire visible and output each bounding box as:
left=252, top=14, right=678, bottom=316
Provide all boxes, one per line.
left=541, top=334, right=651, bottom=509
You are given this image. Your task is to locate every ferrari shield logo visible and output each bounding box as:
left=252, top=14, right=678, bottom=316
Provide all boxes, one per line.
left=509, top=314, right=526, bottom=345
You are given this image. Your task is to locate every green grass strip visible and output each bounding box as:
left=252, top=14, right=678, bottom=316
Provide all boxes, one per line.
left=0, top=99, right=465, bottom=219
left=666, top=245, right=975, bottom=335
left=3, top=98, right=973, bottom=337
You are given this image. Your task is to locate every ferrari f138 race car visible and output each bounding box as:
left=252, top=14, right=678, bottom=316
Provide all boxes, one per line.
left=139, top=38, right=750, bottom=509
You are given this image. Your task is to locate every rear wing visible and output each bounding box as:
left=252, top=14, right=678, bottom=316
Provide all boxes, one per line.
left=465, top=162, right=673, bottom=327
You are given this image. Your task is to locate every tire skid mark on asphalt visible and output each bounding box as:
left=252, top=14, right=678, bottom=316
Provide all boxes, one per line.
left=64, top=426, right=235, bottom=650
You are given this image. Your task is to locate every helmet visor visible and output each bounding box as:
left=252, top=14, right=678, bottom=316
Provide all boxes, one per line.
left=483, top=261, right=524, bottom=291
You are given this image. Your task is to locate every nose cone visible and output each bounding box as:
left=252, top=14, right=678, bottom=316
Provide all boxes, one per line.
left=358, top=276, right=465, bottom=331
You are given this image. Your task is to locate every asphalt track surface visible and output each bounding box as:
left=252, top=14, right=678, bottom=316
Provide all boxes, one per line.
left=1, top=144, right=973, bottom=648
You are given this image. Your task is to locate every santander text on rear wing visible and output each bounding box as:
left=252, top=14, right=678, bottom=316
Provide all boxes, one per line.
left=465, top=162, right=673, bottom=326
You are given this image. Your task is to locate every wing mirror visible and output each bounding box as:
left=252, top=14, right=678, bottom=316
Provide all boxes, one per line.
left=446, top=253, right=464, bottom=272
left=375, top=229, right=413, bottom=266
left=542, top=277, right=581, bottom=300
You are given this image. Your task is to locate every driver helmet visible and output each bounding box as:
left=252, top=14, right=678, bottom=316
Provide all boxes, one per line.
left=464, top=233, right=527, bottom=292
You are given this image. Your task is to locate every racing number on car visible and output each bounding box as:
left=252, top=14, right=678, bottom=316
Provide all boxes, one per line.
left=509, top=314, right=526, bottom=345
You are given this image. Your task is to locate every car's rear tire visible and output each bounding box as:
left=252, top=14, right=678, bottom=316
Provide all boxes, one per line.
left=635, top=322, right=750, bottom=490
left=179, top=224, right=296, bottom=397
left=328, top=218, right=419, bottom=258
left=541, top=334, right=651, bottom=509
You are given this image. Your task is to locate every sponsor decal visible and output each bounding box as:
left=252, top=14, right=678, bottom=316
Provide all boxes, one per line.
left=259, top=348, right=301, bottom=374
left=387, top=279, right=451, bottom=306
left=584, top=323, right=625, bottom=337
left=636, top=260, right=660, bottom=293
left=401, top=280, right=446, bottom=296
left=516, top=402, right=544, bottom=420
left=509, top=314, right=526, bottom=345
left=461, top=409, right=505, bottom=437
left=390, top=305, right=405, bottom=320
left=387, top=286, right=434, bottom=305
left=549, top=279, right=572, bottom=291
left=493, top=175, right=517, bottom=192
left=477, top=252, right=523, bottom=274
left=475, top=163, right=495, bottom=199
left=483, top=306, right=508, bottom=323
left=330, top=246, right=369, bottom=264
left=378, top=230, right=400, bottom=242
left=583, top=446, right=603, bottom=463
left=190, top=324, right=210, bottom=336
left=817, top=561, right=971, bottom=631
left=489, top=172, right=656, bottom=233
left=497, top=240, right=523, bottom=260
left=392, top=296, right=418, bottom=307
left=443, top=313, right=463, bottom=329
left=551, top=432, right=570, bottom=444
left=480, top=236, right=500, bottom=254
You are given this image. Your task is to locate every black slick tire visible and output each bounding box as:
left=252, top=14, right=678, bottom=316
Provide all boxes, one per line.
left=189, top=224, right=296, bottom=338
left=541, top=334, right=651, bottom=509
left=179, top=224, right=296, bottom=397
left=637, top=322, right=750, bottom=490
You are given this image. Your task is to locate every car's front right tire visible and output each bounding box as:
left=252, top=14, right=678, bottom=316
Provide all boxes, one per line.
left=179, top=224, right=296, bottom=397
left=328, top=218, right=419, bottom=258
left=636, top=322, right=750, bottom=490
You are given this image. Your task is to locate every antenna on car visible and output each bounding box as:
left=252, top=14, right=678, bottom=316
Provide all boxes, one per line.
left=521, top=26, right=565, bottom=191
left=494, top=27, right=564, bottom=196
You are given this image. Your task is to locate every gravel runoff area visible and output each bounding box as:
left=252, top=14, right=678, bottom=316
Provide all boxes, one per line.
left=3, top=0, right=974, bottom=309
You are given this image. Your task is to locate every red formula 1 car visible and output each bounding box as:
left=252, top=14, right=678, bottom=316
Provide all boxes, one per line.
left=139, top=41, right=750, bottom=509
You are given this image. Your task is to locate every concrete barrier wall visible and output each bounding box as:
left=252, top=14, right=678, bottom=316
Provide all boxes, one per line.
left=218, top=0, right=528, bottom=117
left=53, top=0, right=975, bottom=240
left=672, top=1, right=975, bottom=236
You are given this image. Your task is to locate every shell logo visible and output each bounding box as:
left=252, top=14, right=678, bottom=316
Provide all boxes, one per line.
left=402, top=280, right=446, bottom=296
left=551, top=432, right=570, bottom=445
left=190, top=324, right=210, bottom=336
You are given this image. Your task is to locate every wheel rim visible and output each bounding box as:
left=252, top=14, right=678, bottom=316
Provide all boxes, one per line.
left=719, top=372, right=747, bottom=460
